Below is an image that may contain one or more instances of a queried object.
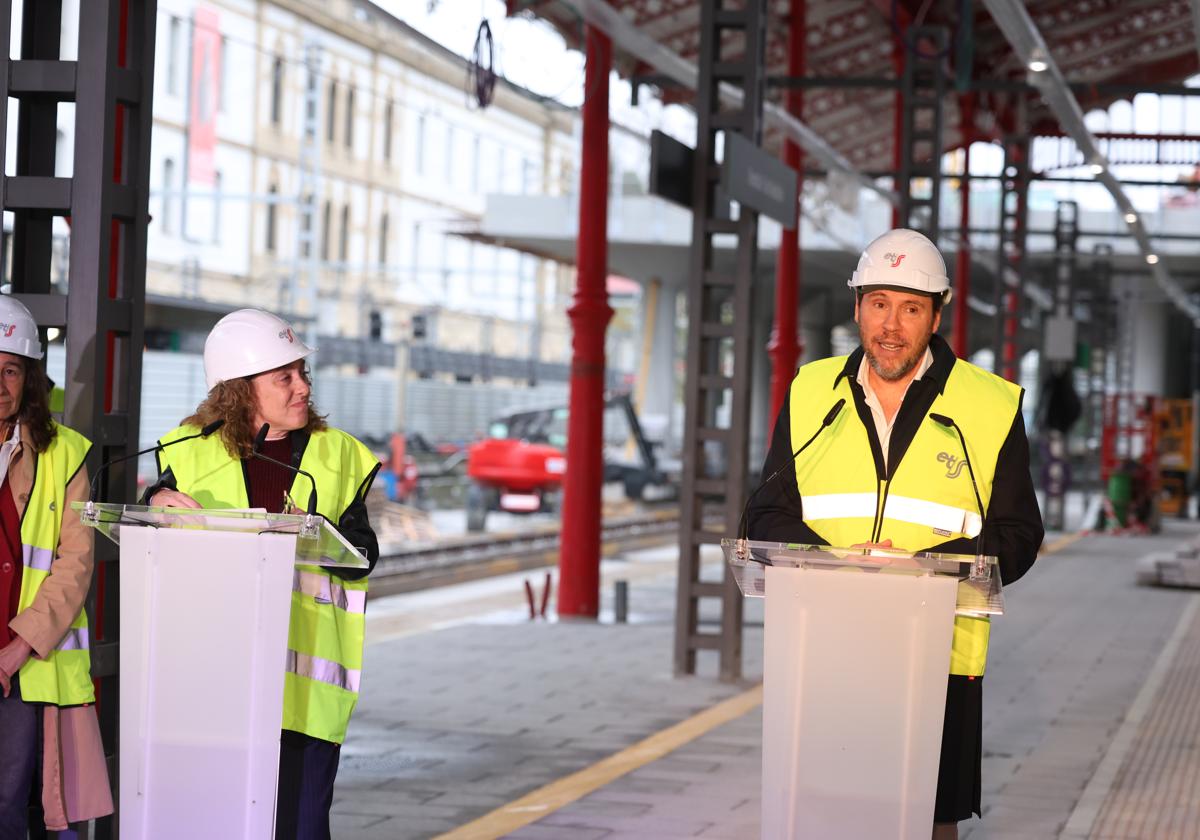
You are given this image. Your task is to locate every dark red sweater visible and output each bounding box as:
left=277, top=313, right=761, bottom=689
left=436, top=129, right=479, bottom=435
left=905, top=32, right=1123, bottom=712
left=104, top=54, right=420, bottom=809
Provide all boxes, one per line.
left=247, top=435, right=297, bottom=514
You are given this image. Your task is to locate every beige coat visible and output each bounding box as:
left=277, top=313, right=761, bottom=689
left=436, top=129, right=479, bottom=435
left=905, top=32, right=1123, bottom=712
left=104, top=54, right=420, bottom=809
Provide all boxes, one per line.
left=4, top=423, right=113, bottom=828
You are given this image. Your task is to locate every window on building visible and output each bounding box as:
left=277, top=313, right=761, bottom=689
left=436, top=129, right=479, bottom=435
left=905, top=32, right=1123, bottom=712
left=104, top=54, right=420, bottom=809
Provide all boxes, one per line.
left=212, top=170, right=222, bottom=244
left=217, top=36, right=227, bottom=113
left=167, top=17, right=181, bottom=96
left=383, top=100, right=394, bottom=163
left=326, top=80, right=337, bottom=143
left=300, top=194, right=314, bottom=258
left=162, top=158, right=175, bottom=234
left=445, top=125, right=455, bottom=184
left=321, top=200, right=332, bottom=261
left=379, top=212, right=389, bottom=265
left=522, top=157, right=534, bottom=194
left=344, top=87, right=355, bottom=150
left=415, top=114, right=426, bottom=175
left=266, top=185, right=278, bottom=253
left=270, top=56, right=283, bottom=125
left=339, top=203, right=349, bottom=263
left=471, top=135, right=481, bottom=193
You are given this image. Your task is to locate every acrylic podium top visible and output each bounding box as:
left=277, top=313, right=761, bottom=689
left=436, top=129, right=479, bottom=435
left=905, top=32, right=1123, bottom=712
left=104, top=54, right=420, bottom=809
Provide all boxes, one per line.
left=723, top=538, right=1003, bottom=617
left=71, top=502, right=369, bottom=570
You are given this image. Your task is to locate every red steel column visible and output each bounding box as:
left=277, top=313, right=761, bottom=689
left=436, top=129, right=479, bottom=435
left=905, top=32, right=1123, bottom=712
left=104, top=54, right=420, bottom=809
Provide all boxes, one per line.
left=952, top=94, right=974, bottom=358
left=767, top=0, right=805, bottom=424
left=557, top=26, right=613, bottom=618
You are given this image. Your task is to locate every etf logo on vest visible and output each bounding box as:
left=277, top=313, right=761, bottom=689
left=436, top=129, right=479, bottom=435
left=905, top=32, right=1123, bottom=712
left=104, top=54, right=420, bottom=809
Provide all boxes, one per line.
left=937, top=451, right=967, bottom=479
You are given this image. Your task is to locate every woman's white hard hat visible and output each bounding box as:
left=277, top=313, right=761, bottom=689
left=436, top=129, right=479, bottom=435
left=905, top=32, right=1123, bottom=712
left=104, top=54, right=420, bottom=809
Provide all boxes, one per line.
left=203, top=309, right=315, bottom=390
left=0, top=295, right=44, bottom=360
left=848, top=228, right=953, bottom=305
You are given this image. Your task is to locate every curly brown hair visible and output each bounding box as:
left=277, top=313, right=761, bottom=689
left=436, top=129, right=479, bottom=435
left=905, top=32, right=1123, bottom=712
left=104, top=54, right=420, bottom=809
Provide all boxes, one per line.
left=182, top=374, right=327, bottom=459
left=16, top=360, right=57, bottom=453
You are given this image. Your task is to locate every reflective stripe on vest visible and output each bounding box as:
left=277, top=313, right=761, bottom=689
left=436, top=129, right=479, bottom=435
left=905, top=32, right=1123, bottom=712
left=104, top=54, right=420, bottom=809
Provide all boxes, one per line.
left=802, top=492, right=982, bottom=538
left=22, top=544, right=53, bottom=572
left=15, top=423, right=95, bottom=706
left=157, top=424, right=379, bottom=743
left=294, top=569, right=367, bottom=614
left=286, top=649, right=362, bottom=693
left=788, top=355, right=1020, bottom=676
left=56, top=627, right=89, bottom=651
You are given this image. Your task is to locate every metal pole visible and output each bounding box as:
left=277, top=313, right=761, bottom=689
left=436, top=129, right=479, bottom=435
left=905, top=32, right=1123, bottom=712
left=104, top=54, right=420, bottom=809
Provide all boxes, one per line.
left=767, top=0, right=805, bottom=425
left=557, top=25, right=613, bottom=618
left=951, top=94, right=974, bottom=358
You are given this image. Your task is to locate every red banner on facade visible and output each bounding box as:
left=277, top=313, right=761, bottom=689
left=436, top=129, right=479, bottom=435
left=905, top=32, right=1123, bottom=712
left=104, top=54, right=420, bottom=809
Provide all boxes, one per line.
left=187, top=6, right=220, bottom=186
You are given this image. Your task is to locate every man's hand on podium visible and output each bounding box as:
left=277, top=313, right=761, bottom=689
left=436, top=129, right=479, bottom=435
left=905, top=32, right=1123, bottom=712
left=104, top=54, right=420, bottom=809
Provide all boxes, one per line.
left=850, top=540, right=923, bottom=570
left=150, top=489, right=202, bottom=509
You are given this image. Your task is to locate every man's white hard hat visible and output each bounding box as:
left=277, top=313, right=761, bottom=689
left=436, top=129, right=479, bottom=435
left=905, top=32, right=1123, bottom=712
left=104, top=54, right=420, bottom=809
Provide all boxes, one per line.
left=203, top=309, right=315, bottom=390
left=0, top=295, right=44, bottom=360
left=848, top=228, right=953, bottom=305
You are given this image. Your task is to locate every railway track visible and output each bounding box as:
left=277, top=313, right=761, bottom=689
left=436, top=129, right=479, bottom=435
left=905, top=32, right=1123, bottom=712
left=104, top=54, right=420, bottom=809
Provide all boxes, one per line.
left=368, top=508, right=681, bottom=598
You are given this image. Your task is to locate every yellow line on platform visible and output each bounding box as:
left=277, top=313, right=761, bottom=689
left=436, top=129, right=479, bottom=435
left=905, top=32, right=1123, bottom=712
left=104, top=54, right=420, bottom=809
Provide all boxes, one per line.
left=1043, top=531, right=1086, bottom=555
left=431, top=684, right=765, bottom=840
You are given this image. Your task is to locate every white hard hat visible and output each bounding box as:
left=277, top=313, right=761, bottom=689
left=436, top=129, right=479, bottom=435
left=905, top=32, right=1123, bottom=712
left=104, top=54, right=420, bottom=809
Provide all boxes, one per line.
left=848, top=228, right=953, bottom=305
left=0, top=295, right=44, bottom=360
left=203, top=309, right=315, bottom=390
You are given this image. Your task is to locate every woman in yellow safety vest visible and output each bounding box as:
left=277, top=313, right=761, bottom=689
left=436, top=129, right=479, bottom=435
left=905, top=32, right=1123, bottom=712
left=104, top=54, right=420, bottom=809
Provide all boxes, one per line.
left=145, top=308, right=380, bottom=840
left=0, top=295, right=112, bottom=835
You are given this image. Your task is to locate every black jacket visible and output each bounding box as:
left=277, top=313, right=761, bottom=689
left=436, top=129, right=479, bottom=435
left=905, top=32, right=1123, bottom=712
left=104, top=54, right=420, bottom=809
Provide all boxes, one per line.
left=746, top=334, right=1044, bottom=587
left=142, top=428, right=380, bottom=581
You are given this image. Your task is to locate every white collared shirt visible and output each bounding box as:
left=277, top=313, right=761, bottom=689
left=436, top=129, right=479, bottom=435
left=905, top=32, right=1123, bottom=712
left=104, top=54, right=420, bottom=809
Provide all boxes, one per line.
left=856, top=349, right=933, bottom=470
left=0, top=421, right=20, bottom=486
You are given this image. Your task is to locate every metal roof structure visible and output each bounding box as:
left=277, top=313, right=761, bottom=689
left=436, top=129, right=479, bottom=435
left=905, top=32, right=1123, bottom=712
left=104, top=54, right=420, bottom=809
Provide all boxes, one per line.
left=522, top=0, right=1199, bottom=173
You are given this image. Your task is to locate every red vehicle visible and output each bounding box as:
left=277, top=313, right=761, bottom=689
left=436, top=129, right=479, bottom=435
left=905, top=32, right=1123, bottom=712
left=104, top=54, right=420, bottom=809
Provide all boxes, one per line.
left=465, top=406, right=568, bottom=531
left=464, top=394, right=669, bottom=532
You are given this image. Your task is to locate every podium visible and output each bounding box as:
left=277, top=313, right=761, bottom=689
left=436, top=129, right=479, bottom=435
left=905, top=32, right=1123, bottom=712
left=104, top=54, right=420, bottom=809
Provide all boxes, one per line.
left=725, top=539, right=1003, bottom=839
left=75, top=503, right=369, bottom=840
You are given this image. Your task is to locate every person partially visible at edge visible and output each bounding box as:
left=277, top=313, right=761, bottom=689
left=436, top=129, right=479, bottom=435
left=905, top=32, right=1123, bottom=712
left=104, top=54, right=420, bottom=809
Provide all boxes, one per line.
left=0, top=295, right=113, bottom=837
left=745, top=228, right=1044, bottom=840
left=143, top=308, right=381, bottom=840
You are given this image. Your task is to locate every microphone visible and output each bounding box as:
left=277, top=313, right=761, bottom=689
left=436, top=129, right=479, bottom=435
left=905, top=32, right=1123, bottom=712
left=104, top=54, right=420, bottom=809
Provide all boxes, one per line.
left=86, top=419, right=226, bottom=519
left=929, top=413, right=986, bottom=561
left=250, top=423, right=319, bottom=519
left=736, top=398, right=846, bottom=559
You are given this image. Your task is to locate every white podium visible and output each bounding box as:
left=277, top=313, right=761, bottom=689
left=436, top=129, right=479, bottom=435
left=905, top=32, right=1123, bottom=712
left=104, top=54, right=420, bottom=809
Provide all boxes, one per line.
left=76, top=503, right=368, bottom=840
left=726, top=540, right=1004, bottom=840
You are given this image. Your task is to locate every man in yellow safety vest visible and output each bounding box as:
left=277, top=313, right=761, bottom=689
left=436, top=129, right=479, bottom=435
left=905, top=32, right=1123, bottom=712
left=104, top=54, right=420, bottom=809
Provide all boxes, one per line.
left=747, top=228, right=1044, bottom=840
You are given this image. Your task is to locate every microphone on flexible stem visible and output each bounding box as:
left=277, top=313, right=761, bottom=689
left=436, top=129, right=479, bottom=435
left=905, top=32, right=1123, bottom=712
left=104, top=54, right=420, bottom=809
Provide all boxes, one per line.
left=251, top=423, right=320, bottom=537
left=735, top=398, right=846, bottom=562
left=86, top=419, right=227, bottom=521
left=929, top=412, right=988, bottom=576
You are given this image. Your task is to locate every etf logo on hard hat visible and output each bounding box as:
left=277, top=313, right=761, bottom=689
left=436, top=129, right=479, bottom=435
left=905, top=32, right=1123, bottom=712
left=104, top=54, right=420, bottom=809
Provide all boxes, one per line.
left=279, top=328, right=295, bottom=343
left=0, top=324, right=15, bottom=337
left=884, top=252, right=906, bottom=268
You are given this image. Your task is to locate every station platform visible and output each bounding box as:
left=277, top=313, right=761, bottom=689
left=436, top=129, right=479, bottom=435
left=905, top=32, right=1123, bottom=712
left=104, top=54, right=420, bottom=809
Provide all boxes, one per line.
left=334, top=518, right=1200, bottom=839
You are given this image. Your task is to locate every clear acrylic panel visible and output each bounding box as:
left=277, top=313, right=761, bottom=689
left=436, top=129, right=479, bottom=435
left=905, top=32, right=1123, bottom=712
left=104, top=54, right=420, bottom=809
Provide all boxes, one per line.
left=723, top=538, right=1003, bottom=616
left=72, top=503, right=369, bottom=569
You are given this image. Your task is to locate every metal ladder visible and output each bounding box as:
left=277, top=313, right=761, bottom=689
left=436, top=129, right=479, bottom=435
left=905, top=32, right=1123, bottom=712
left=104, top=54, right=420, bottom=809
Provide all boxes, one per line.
left=673, top=0, right=768, bottom=682
left=993, top=99, right=1031, bottom=382
left=897, top=26, right=948, bottom=238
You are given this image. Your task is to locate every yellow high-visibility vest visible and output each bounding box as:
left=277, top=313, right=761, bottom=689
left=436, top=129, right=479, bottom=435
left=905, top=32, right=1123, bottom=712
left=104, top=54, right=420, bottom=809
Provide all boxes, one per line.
left=788, top=355, right=1021, bottom=676
left=158, top=425, right=380, bottom=743
left=16, top=423, right=95, bottom=705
